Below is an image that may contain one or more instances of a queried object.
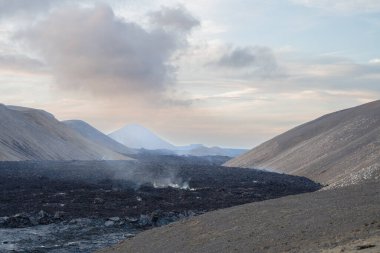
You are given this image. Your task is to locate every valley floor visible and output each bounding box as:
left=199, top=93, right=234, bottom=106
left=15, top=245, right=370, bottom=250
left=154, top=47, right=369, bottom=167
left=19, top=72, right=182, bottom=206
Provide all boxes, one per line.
left=99, top=180, right=380, bottom=253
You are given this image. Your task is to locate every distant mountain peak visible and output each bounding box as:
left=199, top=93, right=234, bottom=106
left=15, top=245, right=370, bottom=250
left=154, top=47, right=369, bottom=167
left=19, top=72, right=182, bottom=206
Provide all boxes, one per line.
left=109, top=123, right=248, bottom=157
left=109, top=124, right=175, bottom=150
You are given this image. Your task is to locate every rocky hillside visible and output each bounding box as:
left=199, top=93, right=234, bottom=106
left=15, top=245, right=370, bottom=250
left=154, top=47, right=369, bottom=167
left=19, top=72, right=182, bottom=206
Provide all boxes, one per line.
left=63, top=120, right=136, bottom=155
left=224, top=100, right=380, bottom=188
left=0, top=104, right=131, bottom=161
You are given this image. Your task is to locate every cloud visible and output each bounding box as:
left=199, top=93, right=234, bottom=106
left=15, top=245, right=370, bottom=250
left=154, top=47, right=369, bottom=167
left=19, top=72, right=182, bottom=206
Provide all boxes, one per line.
left=0, top=0, right=65, bottom=19
left=217, top=47, right=256, bottom=68
left=291, top=0, right=380, bottom=13
left=267, top=55, right=380, bottom=96
left=0, top=54, right=45, bottom=73
left=209, top=46, right=281, bottom=78
left=149, top=5, right=200, bottom=33
left=18, top=4, right=199, bottom=100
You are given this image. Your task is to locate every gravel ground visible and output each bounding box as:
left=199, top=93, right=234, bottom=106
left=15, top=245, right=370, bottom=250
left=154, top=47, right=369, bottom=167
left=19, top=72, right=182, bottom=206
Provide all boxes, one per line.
left=99, top=180, right=380, bottom=253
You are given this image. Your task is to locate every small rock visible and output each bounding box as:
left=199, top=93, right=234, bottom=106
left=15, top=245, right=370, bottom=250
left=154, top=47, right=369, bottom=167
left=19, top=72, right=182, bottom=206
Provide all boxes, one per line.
left=93, top=197, right=105, bottom=204
left=125, top=217, right=139, bottom=223
left=0, top=216, right=9, bottom=226
left=104, top=220, right=115, bottom=227
left=54, top=211, right=65, bottom=220
left=186, top=210, right=196, bottom=217
left=109, top=217, right=120, bottom=222
left=37, top=210, right=53, bottom=225
left=38, top=210, right=48, bottom=219
left=151, top=210, right=163, bottom=225
left=138, top=214, right=152, bottom=227
left=355, top=244, right=376, bottom=250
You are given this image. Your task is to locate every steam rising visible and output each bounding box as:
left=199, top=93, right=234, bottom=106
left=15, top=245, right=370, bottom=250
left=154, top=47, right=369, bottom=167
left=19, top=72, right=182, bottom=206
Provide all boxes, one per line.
left=110, top=160, right=193, bottom=190
left=153, top=179, right=194, bottom=190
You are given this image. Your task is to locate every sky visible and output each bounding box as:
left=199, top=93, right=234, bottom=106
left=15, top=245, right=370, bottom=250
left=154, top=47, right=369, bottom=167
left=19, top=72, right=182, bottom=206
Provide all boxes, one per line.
left=0, top=0, right=379, bottom=148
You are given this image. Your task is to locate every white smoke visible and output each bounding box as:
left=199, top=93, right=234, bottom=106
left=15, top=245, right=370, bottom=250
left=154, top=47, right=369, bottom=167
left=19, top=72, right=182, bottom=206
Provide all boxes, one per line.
left=153, top=178, right=194, bottom=190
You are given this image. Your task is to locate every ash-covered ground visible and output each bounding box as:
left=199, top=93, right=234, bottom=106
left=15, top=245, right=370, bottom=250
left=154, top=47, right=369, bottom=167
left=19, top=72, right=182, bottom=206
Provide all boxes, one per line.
left=0, top=155, right=321, bottom=252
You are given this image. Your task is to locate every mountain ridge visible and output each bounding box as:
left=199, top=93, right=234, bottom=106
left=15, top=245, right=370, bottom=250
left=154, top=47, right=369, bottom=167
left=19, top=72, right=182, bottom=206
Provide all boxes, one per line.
left=0, top=104, right=131, bottom=161
left=63, top=120, right=137, bottom=156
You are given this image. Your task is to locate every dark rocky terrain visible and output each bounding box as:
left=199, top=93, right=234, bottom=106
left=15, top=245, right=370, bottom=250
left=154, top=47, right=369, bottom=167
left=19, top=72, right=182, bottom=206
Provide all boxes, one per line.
left=0, top=156, right=320, bottom=252
left=100, top=179, right=380, bottom=253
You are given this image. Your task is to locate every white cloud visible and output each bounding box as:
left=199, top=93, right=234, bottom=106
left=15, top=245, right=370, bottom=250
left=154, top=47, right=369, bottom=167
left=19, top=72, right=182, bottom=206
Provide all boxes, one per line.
left=19, top=4, right=199, bottom=103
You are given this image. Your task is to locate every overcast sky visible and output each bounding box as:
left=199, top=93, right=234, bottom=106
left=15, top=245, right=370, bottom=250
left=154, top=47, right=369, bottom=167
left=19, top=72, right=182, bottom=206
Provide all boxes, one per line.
left=0, top=0, right=379, bottom=148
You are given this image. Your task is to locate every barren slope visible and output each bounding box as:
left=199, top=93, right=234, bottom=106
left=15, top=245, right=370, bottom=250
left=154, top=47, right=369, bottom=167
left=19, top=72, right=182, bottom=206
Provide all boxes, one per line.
left=224, top=100, right=380, bottom=187
left=99, top=180, right=380, bottom=253
left=64, top=120, right=136, bottom=155
left=0, top=104, right=130, bottom=161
